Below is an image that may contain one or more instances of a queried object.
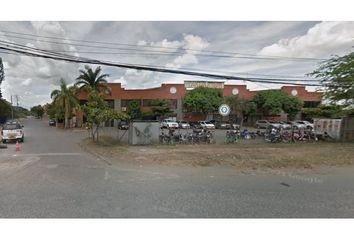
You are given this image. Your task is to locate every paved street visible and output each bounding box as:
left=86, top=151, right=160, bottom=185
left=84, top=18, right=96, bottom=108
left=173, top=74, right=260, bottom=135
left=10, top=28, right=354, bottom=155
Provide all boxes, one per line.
left=0, top=118, right=354, bottom=218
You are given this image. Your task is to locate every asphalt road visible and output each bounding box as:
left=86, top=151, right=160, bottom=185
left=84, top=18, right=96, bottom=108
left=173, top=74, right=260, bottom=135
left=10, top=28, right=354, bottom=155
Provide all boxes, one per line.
left=1, top=118, right=354, bottom=218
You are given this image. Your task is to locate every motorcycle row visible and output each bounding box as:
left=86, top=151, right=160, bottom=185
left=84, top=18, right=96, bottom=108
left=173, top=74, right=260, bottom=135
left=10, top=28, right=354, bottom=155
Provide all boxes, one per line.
left=225, top=126, right=318, bottom=144
left=159, top=127, right=215, bottom=144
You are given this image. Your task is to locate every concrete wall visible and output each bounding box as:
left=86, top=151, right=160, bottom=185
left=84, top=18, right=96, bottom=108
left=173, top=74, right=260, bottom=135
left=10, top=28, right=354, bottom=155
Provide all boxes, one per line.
left=128, top=121, right=160, bottom=145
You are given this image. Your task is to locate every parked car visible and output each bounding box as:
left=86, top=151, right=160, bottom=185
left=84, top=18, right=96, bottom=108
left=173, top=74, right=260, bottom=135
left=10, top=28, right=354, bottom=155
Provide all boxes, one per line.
left=190, top=121, right=202, bottom=129
left=1, top=122, right=24, bottom=143
left=268, top=121, right=282, bottom=129
left=177, top=121, right=190, bottom=129
left=294, top=120, right=314, bottom=129
left=118, top=120, right=129, bottom=130
left=216, top=121, right=232, bottom=129
left=255, top=120, right=270, bottom=129
left=291, top=121, right=307, bottom=129
left=231, top=123, right=240, bottom=130
left=161, top=119, right=179, bottom=128
left=49, top=119, right=56, bottom=126
left=279, top=121, right=292, bottom=129
left=198, top=121, right=216, bottom=129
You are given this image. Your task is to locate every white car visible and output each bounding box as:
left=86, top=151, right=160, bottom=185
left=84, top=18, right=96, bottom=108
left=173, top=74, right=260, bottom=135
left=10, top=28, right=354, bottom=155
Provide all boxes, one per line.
left=290, top=121, right=306, bottom=129
left=161, top=119, right=179, bottom=128
left=293, top=121, right=314, bottom=129
left=198, top=121, right=215, bottom=129
left=279, top=121, right=292, bottom=129
left=1, top=121, right=24, bottom=143
left=178, top=121, right=190, bottom=129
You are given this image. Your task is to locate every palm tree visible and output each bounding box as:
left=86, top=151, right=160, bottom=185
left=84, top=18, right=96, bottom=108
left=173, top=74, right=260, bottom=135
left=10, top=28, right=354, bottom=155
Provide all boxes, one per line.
left=51, top=79, right=78, bottom=128
left=75, top=65, right=111, bottom=94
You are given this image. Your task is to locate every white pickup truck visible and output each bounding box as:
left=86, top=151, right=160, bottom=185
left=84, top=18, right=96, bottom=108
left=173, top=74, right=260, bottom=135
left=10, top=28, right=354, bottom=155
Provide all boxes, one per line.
left=1, top=121, right=24, bottom=143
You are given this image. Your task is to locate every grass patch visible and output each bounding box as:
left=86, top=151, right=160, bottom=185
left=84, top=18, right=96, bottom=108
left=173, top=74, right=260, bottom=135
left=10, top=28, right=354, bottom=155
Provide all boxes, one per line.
left=79, top=140, right=354, bottom=170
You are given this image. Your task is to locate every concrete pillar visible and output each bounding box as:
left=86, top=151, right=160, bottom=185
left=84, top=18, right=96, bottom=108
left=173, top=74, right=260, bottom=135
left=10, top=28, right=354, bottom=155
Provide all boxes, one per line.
left=176, top=99, right=183, bottom=120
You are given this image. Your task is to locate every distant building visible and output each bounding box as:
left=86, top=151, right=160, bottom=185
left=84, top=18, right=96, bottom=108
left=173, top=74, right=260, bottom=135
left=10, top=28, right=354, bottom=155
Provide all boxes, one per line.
left=75, top=81, right=322, bottom=127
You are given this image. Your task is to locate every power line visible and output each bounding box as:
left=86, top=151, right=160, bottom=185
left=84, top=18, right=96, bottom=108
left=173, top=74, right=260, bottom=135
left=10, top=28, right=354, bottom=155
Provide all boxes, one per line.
left=0, top=48, right=319, bottom=81
left=1, top=33, right=319, bottom=61
left=0, top=30, right=327, bottom=62
left=0, top=41, right=324, bottom=87
left=0, top=39, right=321, bottom=82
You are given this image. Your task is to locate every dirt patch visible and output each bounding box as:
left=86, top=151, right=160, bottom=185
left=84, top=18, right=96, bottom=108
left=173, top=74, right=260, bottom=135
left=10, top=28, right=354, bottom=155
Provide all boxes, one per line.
left=79, top=137, right=354, bottom=169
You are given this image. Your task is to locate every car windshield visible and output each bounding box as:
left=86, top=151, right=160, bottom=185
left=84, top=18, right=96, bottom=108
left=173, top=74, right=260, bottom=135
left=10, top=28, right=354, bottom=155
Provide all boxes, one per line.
left=3, top=124, right=21, bottom=130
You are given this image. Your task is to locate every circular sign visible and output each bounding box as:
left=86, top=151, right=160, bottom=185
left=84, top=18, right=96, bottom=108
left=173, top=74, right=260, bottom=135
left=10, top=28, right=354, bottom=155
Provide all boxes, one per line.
left=232, top=88, right=239, bottom=95
left=219, top=104, right=231, bottom=116
left=291, top=89, right=298, bottom=96
left=170, top=87, right=177, bottom=94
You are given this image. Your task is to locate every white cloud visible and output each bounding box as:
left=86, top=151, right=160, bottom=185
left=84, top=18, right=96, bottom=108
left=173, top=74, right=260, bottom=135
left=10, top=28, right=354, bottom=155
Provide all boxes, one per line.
left=183, top=34, right=209, bottom=53
left=259, top=21, right=354, bottom=58
left=1, top=21, right=352, bottom=108
left=166, top=53, right=198, bottom=68
left=21, top=78, right=32, bottom=86
left=151, top=39, right=182, bottom=49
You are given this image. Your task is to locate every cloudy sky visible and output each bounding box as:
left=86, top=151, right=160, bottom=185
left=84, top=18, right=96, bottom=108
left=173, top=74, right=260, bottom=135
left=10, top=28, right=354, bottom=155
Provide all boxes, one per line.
left=0, top=21, right=353, bottom=109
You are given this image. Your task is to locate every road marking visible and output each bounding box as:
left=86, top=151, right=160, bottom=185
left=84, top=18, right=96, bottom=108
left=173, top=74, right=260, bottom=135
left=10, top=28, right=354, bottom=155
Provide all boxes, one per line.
left=8, top=153, right=83, bottom=157
left=104, top=169, right=110, bottom=180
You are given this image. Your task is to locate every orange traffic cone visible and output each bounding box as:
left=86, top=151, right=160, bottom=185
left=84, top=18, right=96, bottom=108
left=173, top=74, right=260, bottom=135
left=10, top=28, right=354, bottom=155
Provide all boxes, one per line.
left=15, top=141, right=21, bottom=152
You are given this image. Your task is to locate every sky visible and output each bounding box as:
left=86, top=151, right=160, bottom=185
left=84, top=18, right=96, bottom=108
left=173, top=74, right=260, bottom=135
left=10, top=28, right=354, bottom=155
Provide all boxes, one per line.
left=0, top=21, right=353, bottom=109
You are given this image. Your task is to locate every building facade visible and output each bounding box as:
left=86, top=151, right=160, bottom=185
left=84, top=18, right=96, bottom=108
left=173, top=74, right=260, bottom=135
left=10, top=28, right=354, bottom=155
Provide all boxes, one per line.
left=75, top=81, right=322, bottom=126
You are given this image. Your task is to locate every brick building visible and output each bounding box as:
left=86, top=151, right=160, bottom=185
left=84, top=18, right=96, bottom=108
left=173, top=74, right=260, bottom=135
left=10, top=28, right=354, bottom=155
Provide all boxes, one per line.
left=75, top=80, right=322, bottom=127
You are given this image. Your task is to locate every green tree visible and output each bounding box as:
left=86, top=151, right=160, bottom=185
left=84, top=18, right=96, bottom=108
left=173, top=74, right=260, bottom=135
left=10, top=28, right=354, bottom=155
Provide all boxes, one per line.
left=150, top=99, right=174, bottom=120
left=75, top=65, right=111, bottom=94
left=0, top=99, right=12, bottom=122
left=13, top=106, right=31, bottom=119
left=0, top=58, right=4, bottom=99
left=282, top=97, right=304, bottom=120
left=302, top=104, right=345, bottom=119
left=127, top=100, right=142, bottom=120
left=50, top=79, right=78, bottom=128
left=183, top=87, right=223, bottom=115
left=30, top=105, right=45, bottom=119
left=225, top=96, right=256, bottom=126
left=44, top=102, right=59, bottom=119
left=253, top=90, right=303, bottom=120
left=309, top=52, right=354, bottom=107
left=83, top=90, right=128, bottom=142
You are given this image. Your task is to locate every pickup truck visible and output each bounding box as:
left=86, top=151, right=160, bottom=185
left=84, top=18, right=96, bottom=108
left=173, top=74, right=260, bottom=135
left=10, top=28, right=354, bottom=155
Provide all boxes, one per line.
left=1, top=121, right=24, bottom=143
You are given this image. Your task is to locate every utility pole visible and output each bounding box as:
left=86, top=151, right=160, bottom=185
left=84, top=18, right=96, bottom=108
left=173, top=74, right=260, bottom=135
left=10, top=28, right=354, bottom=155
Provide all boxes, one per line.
left=10, top=95, right=14, bottom=120
left=16, top=95, right=19, bottom=107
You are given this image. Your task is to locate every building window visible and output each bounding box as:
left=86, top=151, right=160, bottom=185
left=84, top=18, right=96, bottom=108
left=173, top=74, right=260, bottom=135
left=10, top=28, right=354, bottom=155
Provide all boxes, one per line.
left=106, top=100, right=114, bottom=109
left=121, top=99, right=141, bottom=107
left=304, top=101, right=321, bottom=108
left=142, top=99, right=153, bottom=107
left=79, top=100, right=87, bottom=106
left=167, top=99, right=178, bottom=109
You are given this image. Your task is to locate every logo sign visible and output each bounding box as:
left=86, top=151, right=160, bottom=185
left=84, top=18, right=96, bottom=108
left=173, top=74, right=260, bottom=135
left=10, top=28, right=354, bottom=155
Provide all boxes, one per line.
left=184, top=81, right=224, bottom=89
left=219, top=104, right=230, bottom=116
